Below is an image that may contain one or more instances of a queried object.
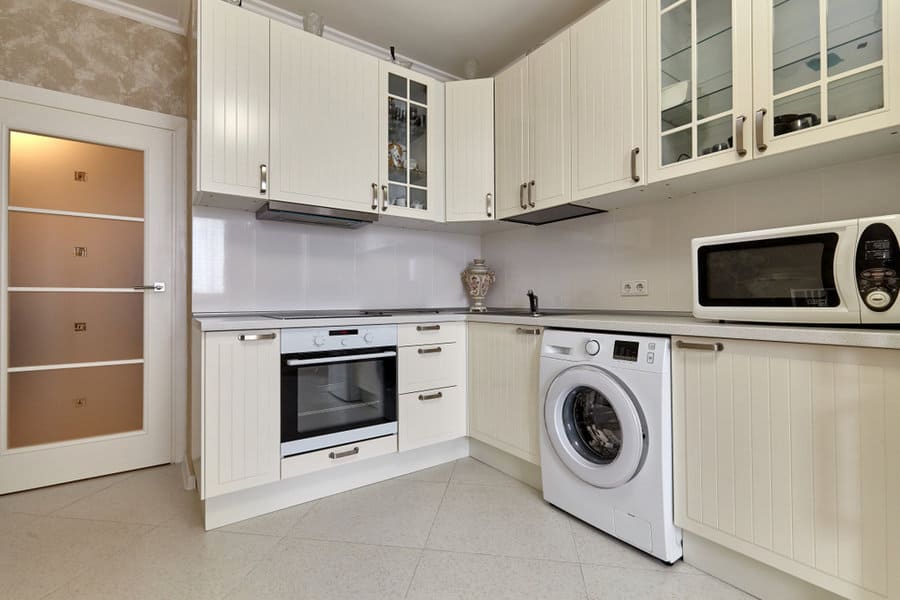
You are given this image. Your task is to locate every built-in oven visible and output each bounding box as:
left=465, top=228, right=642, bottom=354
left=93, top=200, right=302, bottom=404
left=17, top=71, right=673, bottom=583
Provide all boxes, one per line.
left=280, top=325, right=398, bottom=457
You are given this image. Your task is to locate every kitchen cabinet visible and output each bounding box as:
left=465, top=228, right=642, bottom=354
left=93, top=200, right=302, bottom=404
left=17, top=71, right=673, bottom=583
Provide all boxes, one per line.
left=571, top=0, right=646, bottom=199
left=467, top=323, right=542, bottom=464
left=196, top=0, right=270, bottom=199
left=672, top=336, right=900, bottom=600
left=379, top=63, right=445, bottom=221
left=494, top=57, right=529, bottom=220
left=200, top=330, right=280, bottom=499
left=269, top=20, right=381, bottom=213
left=445, top=79, right=495, bottom=222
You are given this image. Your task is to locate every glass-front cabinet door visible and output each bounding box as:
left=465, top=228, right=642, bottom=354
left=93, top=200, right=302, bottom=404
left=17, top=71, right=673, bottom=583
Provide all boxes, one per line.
left=753, top=0, right=898, bottom=155
left=379, top=63, right=444, bottom=221
left=648, top=0, right=754, bottom=182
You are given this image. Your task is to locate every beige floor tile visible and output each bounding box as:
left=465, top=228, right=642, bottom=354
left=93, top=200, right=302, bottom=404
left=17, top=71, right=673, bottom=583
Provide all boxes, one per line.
left=399, top=460, right=457, bottom=482
left=227, top=538, right=421, bottom=600
left=450, top=457, right=522, bottom=487
left=290, top=478, right=447, bottom=548
left=220, top=501, right=316, bottom=537
left=581, top=564, right=755, bottom=600
left=0, top=470, right=136, bottom=515
left=570, top=519, right=699, bottom=574
left=407, top=549, right=587, bottom=600
left=427, top=482, right=579, bottom=562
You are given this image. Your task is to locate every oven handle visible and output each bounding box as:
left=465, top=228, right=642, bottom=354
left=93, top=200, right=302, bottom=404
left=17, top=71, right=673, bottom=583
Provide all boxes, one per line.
left=285, top=351, right=397, bottom=367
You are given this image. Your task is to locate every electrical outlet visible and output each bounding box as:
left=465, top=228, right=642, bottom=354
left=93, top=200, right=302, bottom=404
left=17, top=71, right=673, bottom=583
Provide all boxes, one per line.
left=620, top=279, right=650, bottom=297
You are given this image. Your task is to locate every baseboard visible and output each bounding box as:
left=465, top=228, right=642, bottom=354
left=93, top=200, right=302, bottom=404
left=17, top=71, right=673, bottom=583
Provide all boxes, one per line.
left=180, top=453, right=196, bottom=491
left=468, top=438, right=542, bottom=490
left=683, top=532, right=846, bottom=600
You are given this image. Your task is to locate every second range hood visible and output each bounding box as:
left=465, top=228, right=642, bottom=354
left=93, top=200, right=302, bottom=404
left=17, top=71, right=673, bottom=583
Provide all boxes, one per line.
left=501, top=203, right=606, bottom=226
left=256, top=201, right=377, bottom=229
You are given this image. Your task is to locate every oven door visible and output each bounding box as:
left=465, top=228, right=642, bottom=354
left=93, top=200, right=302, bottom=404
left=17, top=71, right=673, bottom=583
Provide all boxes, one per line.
left=281, top=348, right=398, bottom=457
left=692, top=219, right=861, bottom=323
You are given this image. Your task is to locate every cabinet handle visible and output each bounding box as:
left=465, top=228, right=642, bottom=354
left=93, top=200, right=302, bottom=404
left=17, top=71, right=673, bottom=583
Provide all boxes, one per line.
left=528, top=180, right=535, bottom=208
left=371, top=182, right=378, bottom=210
left=519, top=182, right=527, bottom=209
left=516, top=327, right=541, bottom=335
left=416, top=325, right=441, bottom=332
left=418, top=346, right=443, bottom=354
left=329, top=447, right=360, bottom=460
left=259, top=164, right=268, bottom=195
left=486, top=192, right=493, bottom=218
left=675, top=340, right=724, bottom=352
left=239, top=333, right=277, bottom=341
left=734, top=115, right=748, bottom=157
left=418, top=392, right=443, bottom=401
left=381, top=185, right=388, bottom=211
left=755, top=108, right=768, bottom=152
left=630, top=147, right=640, bottom=183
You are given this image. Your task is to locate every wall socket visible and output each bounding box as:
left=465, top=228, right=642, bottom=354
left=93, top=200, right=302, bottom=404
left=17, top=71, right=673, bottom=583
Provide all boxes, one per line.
left=620, top=279, right=649, bottom=297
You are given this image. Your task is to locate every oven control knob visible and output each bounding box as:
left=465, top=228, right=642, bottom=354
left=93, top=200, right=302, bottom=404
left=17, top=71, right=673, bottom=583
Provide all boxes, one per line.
left=341, top=339, right=349, bottom=346
left=865, top=289, right=892, bottom=310
left=363, top=333, right=374, bottom=343
left=313, top=336, right=325, bottom=346
left=585, top=339, right=601, bottom=356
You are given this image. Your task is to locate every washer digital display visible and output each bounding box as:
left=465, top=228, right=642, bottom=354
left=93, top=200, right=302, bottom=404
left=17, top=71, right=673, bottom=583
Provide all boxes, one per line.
left=613, top=340, right=639, bottom=362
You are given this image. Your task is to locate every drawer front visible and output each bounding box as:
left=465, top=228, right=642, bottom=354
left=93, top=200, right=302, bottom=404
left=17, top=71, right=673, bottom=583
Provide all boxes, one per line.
left=399, top=386, right=466, bottom=452
left=281, top=434, right=397, bottom=480
left=398, top=342, right=462, bottom=393
left=398, top=322, right=464, bottom=347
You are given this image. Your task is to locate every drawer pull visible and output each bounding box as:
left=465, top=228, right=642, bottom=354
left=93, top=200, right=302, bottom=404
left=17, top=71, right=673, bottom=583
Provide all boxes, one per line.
left=239, top=333, right=277, bottom=341
left=329, top=447, right=360, bottom=460
left=418, top=346, right=443, bottom=354
left=516, top=327, right=541, bottom=335
left=676, top=340, right=724, bottom=352
left=418, top=392, right=443, bottom=401
left=416, top=325, right=441, bottom=332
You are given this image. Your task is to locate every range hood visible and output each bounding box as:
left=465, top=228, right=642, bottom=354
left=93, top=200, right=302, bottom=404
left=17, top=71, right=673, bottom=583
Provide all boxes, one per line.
left=256, top=201, right=378, bottom=229
left=501, top=203, right=606, bottom=226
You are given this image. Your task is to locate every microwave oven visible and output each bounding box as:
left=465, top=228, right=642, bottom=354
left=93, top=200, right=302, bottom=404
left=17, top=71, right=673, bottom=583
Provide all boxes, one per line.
left=692, top=215, right=899, bottom=324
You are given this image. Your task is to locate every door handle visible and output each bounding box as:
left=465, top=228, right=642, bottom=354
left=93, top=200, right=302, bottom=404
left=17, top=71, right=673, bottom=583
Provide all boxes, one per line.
left=485, top=192, right=493, bottom=218
left=371, top=183, right=378, bottom=210
left=416, top=325, right=441, bottom=332
left=329, top=447, right=360, bottom=459
left=133, top=282, right=166, bottom=292
left=381, top=185, right=388, bottom=211
left=516, top=327, right=541, bottom=335
left=528, top=180, right=535, bottom=208
left=630, top=147, right=640, bottom=182
left=418, top=392, right=443, bottom=401
left=239, top=333, right=277, bottom=341
left=675, top=340, right=724, bottom=352
left=259, top=164, right=268, bottom=195
left=734, top=115, right=747, bottom=157
left=755, top=108, right=767, bottom=152
left=417, top=346, right=443, bottom=354
left=519, top=182, right=527, bottom=209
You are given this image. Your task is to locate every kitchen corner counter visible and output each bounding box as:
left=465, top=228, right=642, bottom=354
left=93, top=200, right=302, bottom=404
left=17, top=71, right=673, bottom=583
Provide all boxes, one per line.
left=192, top=311, right=900, bottom=350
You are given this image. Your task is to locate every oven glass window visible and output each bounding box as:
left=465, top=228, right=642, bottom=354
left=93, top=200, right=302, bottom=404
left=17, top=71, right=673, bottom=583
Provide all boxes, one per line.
left=698, top=233, right=840, bottom=307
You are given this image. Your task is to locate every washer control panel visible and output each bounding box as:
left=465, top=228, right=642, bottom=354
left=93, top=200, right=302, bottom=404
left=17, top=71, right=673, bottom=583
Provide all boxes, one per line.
left=543, top=330, right=670, bottom=374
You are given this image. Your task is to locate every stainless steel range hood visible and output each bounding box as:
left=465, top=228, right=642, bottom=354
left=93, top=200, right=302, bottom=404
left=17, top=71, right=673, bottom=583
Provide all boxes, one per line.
left=501, top=203, right=606, bottom=226
left=256, top=201, right=378, bottom=229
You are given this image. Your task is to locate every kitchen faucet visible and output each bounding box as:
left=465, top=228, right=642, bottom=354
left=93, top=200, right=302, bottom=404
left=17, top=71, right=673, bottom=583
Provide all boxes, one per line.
left=527, top=289, right=540, bottom=316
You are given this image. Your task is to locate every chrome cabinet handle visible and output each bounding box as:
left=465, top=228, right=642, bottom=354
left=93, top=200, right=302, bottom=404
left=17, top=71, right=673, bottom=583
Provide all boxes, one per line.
left=418, top=346, right=443, bottom=354
left=527, top=180, right=535, bottom=208
left=675, top=340, right=724, bottom=352
left=329, top=447, right=360, bottom=460
left=516, top=327, right=541, bottom=335
left=371, top=183, right=378, bottom=210
left=630, top=147, right=640, bottom=183
left=418, top=392, right=443, bottom=401
left=486, top=193, right=493, bottom=218
left=755, top=108, right=767, bottom=152
left=381, top=185, right=388, bottom=211
left=239, top=333, right=277, bottom=341
left=259, top=164, right=268, bottom=195
left=734, top=115, right=747, bottom=157
left=416, top=325, right=440, bottom=332
left=133, top=282, right=166, bottom=292
left=519, top=182, right=527, bottom=209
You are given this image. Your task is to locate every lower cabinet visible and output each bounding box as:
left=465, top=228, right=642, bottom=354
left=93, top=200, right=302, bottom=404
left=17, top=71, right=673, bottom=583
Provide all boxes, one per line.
left=467, top=323, right=542, bottom=464
left=672, top=336, right=900, bottom=600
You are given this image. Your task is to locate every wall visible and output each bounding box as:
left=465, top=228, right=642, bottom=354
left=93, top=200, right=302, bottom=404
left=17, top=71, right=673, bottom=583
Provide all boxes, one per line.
left=482, top=152, right=900, bottom=312
left=192, top=206, right=482, bottom=312
left=0, top=0, right=188, bottom=117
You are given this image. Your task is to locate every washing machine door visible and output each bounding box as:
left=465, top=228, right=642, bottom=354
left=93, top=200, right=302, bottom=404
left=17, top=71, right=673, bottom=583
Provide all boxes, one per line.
left=544, top=365, right=646, bottom=488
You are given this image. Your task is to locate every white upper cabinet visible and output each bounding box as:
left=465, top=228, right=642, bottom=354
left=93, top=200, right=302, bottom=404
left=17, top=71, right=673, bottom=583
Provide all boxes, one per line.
left=571, top=0, right=646, bottom=199
left=379, top=63, right=445, bottom=222
left=445, top=79, right=495, bottom=222
left=196, top=0, right=270, bottom=199
left=495, top=57, right=530, bottom=219
left=269, top=21, right=380, bottom=213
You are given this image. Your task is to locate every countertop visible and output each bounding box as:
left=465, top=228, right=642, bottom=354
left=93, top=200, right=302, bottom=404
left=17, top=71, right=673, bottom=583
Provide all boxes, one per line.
left=193, top=309, right=900, bottom=350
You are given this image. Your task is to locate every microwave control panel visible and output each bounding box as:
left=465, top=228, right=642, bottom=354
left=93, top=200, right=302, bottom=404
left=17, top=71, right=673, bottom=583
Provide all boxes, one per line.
left=856, top=222, right=899, bottom=312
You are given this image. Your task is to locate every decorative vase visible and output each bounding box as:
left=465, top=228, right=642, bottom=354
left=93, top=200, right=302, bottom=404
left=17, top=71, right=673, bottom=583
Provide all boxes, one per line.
left=461, top=259, right=496, bottom=313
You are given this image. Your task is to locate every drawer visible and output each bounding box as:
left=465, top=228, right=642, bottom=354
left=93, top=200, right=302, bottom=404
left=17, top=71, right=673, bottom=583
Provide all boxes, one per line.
left=281, top=434, right=397, bottom=480
left=398, top=342, right=463, bottom=393
left=399, top=386, right=466, bottom=452
left=398, top=322, right=464, bottom=347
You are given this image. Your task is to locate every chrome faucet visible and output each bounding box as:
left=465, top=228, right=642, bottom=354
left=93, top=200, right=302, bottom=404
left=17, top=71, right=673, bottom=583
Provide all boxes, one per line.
left=527, top=289, right=540, bottom=316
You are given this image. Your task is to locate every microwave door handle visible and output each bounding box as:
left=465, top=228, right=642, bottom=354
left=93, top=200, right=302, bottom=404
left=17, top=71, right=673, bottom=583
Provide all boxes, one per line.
left=285, top=351, right=397, bottom=367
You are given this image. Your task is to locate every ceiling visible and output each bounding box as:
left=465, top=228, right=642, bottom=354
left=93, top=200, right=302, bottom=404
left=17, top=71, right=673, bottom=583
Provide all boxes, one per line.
left=111, top=0, right=601, bottom=77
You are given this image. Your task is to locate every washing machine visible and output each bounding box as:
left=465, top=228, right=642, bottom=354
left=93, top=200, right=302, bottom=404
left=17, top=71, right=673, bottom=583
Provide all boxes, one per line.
left=539, top=329, right=682, bottom=563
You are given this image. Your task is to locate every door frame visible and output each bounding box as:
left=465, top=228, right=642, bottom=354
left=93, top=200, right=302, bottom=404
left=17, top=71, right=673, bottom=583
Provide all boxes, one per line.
left=0, top=81, right=188, bottom=489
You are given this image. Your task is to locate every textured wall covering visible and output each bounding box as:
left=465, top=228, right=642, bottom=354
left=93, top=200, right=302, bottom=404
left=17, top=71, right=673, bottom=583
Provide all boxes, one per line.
left=0, top=0, right=188, bottom=117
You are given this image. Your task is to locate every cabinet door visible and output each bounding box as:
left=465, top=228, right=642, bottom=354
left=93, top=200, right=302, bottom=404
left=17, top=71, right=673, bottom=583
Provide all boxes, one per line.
left=528, top=30, right=571, bottom=210
left=494, top=57, right=529, bottom=219
left=672, top=336, right=900, bottom=600
left=467, top=323, right=542, bottom=464
left=647, top=0, right=754, bottom=182
left=202, top=331, right=280, bottom=499
left=751, top=0, right=899, bottom=157
left=445, top=79, right=495, bottom=222
left=399, top=387, right=466, bottom=452
left=379, top=63, right=445, bottom=221
left=269, top=22, right=380, bottom=212
left=197, top=0, right=270, bottom=199
left=572, top=0, right=645, bottom=200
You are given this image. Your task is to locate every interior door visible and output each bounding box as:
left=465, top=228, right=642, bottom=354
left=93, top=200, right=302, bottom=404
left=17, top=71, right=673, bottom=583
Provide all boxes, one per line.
left=1, top=99, right=175, bottom=493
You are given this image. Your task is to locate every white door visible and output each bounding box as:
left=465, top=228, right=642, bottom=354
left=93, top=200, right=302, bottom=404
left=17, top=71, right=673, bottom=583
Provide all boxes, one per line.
left=494, top=57, right=529, bottom=220
left=269, top=21, right=380, bottom=212
left=445, top=78, right=495, bottom=222
left=1, top=98, right=176, bottom=493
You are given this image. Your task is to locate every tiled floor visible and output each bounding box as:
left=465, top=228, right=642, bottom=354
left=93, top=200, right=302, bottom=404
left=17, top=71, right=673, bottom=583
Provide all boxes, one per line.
left=0, top=458, right=755, bottom=599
